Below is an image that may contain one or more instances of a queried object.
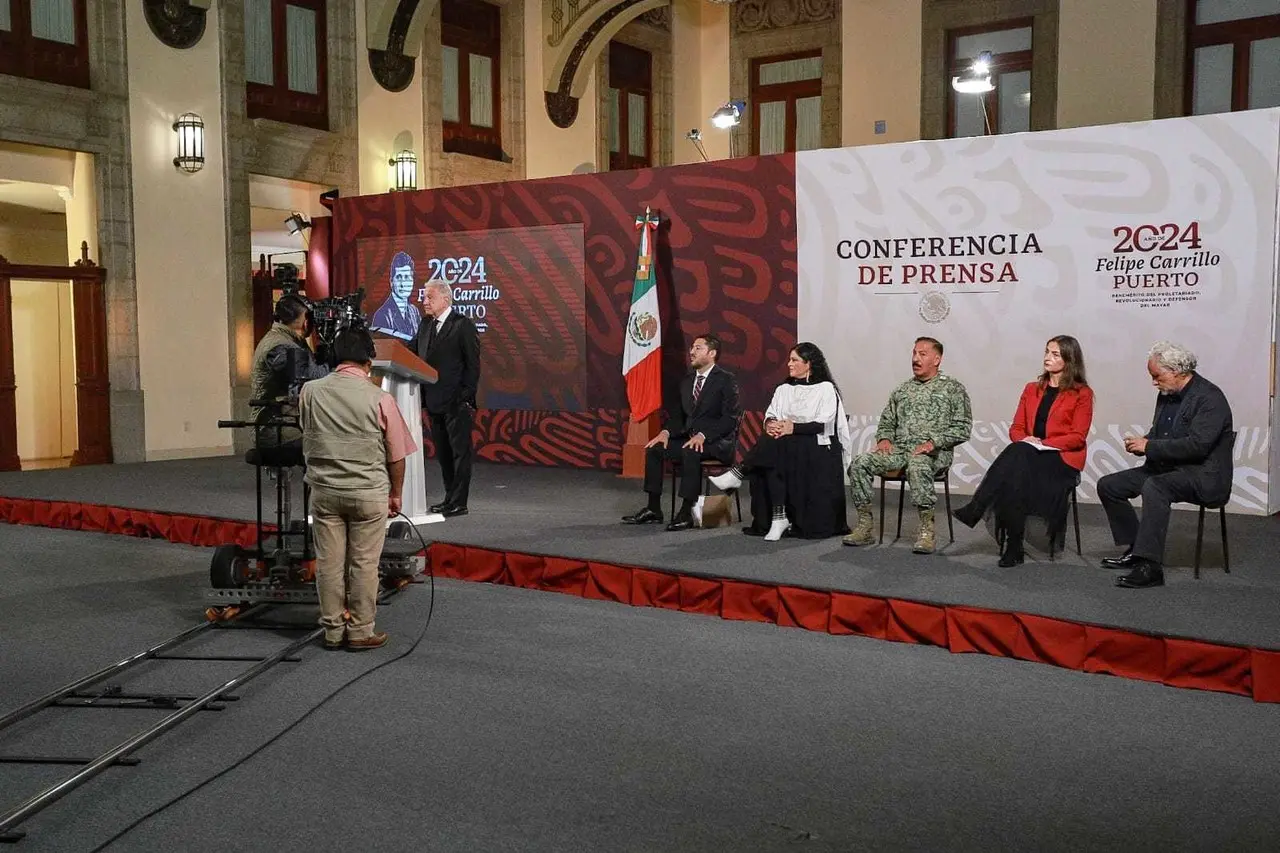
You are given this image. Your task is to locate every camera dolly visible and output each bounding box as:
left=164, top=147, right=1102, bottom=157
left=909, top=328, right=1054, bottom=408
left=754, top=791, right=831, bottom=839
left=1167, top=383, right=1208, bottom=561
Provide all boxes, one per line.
left=209, top=411, right=421, bottom=613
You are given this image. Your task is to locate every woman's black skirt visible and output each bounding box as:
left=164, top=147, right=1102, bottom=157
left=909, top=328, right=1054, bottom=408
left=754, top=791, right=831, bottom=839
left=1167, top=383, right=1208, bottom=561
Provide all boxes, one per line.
left=742, top=434, right=850, bottom=539
left=959, top=441, right=1078, bottom=546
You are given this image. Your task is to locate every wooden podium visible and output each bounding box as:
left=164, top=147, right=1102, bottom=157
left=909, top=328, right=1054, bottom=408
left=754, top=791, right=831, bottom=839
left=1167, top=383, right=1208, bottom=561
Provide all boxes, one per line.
left=372, top=338, right=439, bottom=525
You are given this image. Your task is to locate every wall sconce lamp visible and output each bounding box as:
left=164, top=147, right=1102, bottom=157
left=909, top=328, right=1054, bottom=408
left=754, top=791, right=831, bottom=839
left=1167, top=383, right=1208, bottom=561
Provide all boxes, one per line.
left=172, top=112, right=205, bottom=173
left=390, top=149, right=418, bottom=191
left=284, top=212, right=312, bottom=235
left=710, top=101, right=745, bottom=130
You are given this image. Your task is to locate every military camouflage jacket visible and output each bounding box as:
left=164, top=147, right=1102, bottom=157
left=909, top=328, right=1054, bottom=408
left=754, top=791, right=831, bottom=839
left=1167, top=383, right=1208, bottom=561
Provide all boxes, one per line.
left=875, top=372, right=973, bottom=466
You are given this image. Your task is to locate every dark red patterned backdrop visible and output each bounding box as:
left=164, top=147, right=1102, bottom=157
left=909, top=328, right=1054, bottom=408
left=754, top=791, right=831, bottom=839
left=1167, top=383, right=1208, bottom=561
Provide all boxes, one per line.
left=330, top=155, right=797, bottom=470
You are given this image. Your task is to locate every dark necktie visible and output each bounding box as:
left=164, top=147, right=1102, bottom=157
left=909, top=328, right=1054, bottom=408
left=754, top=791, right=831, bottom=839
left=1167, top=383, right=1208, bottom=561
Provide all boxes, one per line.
left=425, top=318, right=440, bottom=350
left=693, top=374, right=705, bottom=405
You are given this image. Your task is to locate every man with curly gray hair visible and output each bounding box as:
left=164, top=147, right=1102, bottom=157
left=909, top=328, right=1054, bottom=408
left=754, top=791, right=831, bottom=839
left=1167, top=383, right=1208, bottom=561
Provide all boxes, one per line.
left=1096, top=341, right=1234, bottom=589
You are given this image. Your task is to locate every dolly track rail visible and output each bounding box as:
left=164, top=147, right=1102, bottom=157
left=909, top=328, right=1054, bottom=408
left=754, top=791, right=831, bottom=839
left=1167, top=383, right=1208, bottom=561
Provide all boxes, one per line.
left=0, top=600, right=336, bottom=843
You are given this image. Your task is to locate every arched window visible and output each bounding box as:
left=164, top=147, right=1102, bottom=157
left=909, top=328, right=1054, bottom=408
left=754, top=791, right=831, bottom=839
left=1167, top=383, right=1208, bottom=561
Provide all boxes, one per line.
left=0, top=0, right=90, bottom=89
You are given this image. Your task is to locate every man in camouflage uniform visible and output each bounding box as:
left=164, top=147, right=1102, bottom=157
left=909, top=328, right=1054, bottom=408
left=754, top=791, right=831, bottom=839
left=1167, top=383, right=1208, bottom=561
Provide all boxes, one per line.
left=843, top=337, right=972, bottom=554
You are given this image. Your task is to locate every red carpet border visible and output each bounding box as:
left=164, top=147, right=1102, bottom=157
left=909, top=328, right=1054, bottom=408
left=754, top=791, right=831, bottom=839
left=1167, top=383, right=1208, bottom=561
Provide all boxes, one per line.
left=3, top=493, right=1277, bottom=705
left=428, top=543, right=1280, bottom=705
left=0, top=496, right=264, bottom=549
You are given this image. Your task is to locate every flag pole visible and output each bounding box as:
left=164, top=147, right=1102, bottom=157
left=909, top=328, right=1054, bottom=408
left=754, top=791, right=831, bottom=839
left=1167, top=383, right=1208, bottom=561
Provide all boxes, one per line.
left=620, top=206, right=664, bottom=479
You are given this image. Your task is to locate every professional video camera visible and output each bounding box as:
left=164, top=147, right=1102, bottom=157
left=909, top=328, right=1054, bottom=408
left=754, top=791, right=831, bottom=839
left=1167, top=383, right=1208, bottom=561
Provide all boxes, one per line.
left=308, top=288, right=368, bottom=347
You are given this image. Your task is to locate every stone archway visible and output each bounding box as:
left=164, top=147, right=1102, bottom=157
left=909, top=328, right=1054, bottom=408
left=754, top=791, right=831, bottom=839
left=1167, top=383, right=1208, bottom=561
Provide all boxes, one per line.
left=365, top=0, right=441, bottom=92
left=543, top=0, right=670, bottom=128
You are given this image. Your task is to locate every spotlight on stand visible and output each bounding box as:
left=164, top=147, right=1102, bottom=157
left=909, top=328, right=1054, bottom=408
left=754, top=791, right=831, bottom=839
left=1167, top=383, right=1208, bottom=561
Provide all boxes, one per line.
left=952, top=51, right=995, bottom=94
left=284, top=212, right=312, bottom=236
left=686, top=129, right=709, bottom=162
left=710, top=100, right=745, bottom=130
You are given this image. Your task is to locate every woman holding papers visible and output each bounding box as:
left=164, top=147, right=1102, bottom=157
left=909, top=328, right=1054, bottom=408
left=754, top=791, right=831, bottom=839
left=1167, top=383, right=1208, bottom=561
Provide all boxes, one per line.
left=709, top=342, right=851, bottom=542
left=953, top=336, right=1094, bottom=566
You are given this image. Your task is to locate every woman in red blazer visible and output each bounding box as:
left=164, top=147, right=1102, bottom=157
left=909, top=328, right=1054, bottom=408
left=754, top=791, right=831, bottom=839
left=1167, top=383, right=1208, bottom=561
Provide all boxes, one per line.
left=954, top=335, right=1094, bottom=565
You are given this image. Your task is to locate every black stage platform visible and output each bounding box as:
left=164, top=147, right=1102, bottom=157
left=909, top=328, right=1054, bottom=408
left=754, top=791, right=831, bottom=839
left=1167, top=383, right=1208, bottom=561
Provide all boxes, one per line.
left=2, top=458, right=1277, bottom=651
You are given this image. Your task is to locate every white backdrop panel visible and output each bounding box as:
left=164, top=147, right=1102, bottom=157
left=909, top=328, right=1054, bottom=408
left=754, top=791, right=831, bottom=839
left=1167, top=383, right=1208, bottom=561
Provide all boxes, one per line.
left=797, top=109, right=1280, bottom=513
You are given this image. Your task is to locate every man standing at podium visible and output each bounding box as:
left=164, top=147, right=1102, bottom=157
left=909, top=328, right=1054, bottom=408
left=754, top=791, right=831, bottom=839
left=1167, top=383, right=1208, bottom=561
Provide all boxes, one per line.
left=411, top=281, right=481, bottom=516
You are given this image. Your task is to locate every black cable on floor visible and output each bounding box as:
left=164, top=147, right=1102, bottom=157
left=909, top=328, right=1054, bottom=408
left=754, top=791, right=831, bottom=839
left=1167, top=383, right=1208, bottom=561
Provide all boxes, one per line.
left=89, top=514, right=436, bottom=853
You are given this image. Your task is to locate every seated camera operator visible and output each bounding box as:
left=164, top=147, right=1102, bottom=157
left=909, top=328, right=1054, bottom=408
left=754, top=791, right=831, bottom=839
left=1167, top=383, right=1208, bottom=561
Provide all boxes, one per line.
left=249, top=293, right=331, bottom=449
left=299, top=327, right=417, bottom=650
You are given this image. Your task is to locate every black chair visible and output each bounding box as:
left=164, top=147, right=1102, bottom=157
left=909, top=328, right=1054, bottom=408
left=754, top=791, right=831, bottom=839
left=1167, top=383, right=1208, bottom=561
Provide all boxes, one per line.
left=1047, top=479, right=1083, bottom=561
left=1186, top=500, right=1229, bottom=580
left=669, top=458, right=743, bottom=522
left=878, top=467, right=954, bottom=544
left=1182, top=429, right=1235, bottom=579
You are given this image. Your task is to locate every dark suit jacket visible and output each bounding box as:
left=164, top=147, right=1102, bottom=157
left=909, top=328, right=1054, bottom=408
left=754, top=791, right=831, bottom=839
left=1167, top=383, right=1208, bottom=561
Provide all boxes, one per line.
left=1009, top=382, right=1095, bottom=471
left=662, top=365, right=742, bottom=463
left=410, top=311, right=481, bottom=414
left=1142, top=373, right=1234, bottom=503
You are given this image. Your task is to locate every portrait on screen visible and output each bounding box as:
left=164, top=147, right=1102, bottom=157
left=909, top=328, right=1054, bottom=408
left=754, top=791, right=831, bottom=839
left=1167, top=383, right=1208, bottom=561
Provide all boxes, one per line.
left=357, top=224, right=587, bottom=411
left=368, top=251, right=422, bottom=341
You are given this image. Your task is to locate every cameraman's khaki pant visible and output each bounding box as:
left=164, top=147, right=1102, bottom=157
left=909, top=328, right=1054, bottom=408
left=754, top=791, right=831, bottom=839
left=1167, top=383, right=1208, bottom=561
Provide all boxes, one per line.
left=311, top=488, right=388, bottom=643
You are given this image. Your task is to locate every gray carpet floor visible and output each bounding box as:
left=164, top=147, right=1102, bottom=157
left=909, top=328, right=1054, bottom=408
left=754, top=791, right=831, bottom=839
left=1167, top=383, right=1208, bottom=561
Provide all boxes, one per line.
left=1, top=527, right=1277, bottom=852
left=2, top=459, right=1279, bottom=649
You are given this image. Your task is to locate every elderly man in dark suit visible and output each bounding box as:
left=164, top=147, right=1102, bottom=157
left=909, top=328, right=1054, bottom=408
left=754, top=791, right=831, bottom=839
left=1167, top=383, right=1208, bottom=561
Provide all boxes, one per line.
left=622, top=333, right=742, bottom=531
left=410, top=281, right=480, bottom=517
left=1097, top=341, right=1234, bottom=589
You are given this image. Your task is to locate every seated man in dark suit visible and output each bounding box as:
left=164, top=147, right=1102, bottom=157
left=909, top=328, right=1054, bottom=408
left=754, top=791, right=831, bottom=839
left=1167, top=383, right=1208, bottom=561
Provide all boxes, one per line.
left=1097, top=341, right=1234, bottom=589
left=622, top=333, right=741, bottom=531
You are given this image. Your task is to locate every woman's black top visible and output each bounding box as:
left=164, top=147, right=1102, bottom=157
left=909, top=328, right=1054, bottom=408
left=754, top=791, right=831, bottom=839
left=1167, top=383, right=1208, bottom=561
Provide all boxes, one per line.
left=1032, top=386, right=1059, bottom=439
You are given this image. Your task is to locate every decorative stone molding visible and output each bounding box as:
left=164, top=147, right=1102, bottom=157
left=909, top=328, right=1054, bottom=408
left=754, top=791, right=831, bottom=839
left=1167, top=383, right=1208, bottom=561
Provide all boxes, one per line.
left=544, top=0, right=666, bottom=128
left=548, top=0, right=607, bottom=47
left=636, top=5, right=670, bottom=30
left=142, top=0, right=208, bottom=50
left=369, top=48, right=417, bottom=92
left=1153, top=0, right=1188, bottom=119
left=732, top=0, right=837, bottom=35
left=0, top=0, right=146, bottom=463
left=368, top=0, right=425, bottom=92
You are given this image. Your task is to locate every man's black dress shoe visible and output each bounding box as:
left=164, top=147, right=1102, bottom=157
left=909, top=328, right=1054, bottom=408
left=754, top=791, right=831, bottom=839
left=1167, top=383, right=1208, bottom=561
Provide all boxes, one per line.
left=998, top=552, right=1025, bottom=568
left=1115, top=560, right=1164, bottom=589
left=1100, top=552, right=1138, bottom=570
left=621, top=508, right=663, bottom=525
left=429, top=502, right=449, bottom=513
left=742, top=526, right=766, bottom=537
left=441, top=504, right=469, bottom=518
left=665, top=510, right=694, bottom=532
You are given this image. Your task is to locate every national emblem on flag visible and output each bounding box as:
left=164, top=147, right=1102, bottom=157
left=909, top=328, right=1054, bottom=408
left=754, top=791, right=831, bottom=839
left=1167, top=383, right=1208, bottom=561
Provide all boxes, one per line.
left=623, top=206, right=662, bottom=422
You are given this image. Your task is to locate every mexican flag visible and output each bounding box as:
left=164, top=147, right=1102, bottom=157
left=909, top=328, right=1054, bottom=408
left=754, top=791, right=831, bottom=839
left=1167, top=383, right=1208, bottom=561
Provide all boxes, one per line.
left=623, top=207, right=662, bottom=422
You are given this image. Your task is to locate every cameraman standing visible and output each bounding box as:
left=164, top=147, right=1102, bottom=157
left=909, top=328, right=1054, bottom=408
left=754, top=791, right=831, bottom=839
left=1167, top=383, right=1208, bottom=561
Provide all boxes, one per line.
left=250, top=293, right=331, bottom=448
left=300, top=327, right=417, bottom=650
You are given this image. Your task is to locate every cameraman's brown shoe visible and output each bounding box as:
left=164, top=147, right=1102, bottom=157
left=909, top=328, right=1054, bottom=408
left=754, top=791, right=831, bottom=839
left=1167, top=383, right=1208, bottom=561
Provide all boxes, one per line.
left=347, top=632, right=389, bottom=650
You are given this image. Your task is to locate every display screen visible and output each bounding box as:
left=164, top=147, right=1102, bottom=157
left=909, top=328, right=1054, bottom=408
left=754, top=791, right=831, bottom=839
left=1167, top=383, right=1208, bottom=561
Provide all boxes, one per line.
left=357, top=224, right=586, bottom=411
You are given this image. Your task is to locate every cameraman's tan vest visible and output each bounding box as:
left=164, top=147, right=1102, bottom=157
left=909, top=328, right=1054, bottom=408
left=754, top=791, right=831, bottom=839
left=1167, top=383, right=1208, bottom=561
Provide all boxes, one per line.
left=300, top=371, right=388, bottom=497
left=250, top=323, right=307, bottom=443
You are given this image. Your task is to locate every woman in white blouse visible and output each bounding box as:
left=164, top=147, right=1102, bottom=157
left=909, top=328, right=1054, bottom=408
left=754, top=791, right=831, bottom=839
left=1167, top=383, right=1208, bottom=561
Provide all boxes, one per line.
left=711, top=343, right=852, bottom=541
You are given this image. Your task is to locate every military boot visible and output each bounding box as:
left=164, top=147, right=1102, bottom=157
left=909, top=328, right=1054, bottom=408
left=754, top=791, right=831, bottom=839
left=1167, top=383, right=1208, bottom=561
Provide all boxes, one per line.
left=842, top=505, right=875, bottom=546
left=913, top=507, right=936, bottom=554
